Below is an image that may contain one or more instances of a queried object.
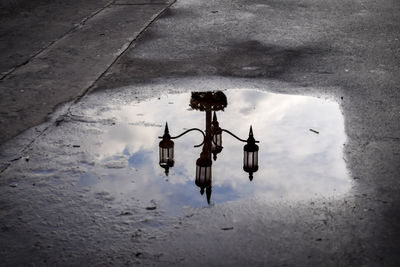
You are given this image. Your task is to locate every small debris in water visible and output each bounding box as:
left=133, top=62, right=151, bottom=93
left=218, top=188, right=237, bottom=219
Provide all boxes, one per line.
left=211, top=10, right=218, bottom=13
left=72, top=145, right=80, bottom=148
left=24, top=156, right=30, bottom=161
left=316, top=238, right=322, bottom=241
left=309, top=129, right=319, bottom=134
left=145, top=206, right=157, bottom=210
left=135, top=252, right=142, bottom=258
left=221, top=227, right=234, bottom=231
left=9, top=182, right=18, bottom=188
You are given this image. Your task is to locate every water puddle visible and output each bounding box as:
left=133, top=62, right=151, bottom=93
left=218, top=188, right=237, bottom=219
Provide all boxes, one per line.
left=77, top=89, right=350, bottom=214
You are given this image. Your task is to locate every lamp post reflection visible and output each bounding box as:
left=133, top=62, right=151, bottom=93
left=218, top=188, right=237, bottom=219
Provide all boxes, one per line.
left=158, top=91, right=259, bottom=204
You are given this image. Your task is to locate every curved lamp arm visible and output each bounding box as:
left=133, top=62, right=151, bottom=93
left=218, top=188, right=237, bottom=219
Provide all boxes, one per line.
left=159, top=128, right=206, bottom=148
left=221, top=129, right=260, bottom=143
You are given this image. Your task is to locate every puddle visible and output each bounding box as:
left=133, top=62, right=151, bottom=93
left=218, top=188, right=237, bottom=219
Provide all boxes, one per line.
left=75, top=89, right=350, bottom=214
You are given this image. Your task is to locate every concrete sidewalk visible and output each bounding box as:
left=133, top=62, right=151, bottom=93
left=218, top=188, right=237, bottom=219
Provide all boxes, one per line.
left=0, top=0, right=174, bottom=145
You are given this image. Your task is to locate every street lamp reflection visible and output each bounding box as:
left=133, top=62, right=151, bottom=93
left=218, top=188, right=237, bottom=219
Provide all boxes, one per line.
left=195, top=150, right=212, bottom=204
left=158, top=91, right=259, bottom=204
left=211, top=112, right=223, bottom=161
left=158, top=123, right=174, bottom=176
left=243, top=126, right=259, bottom=181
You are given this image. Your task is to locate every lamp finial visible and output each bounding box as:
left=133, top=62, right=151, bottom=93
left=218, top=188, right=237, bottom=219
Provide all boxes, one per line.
left=249, top=173, right=253, bottom=181
left=206, top=186, right=212, bottom=204
left=164, top=122, right=169, bottom=135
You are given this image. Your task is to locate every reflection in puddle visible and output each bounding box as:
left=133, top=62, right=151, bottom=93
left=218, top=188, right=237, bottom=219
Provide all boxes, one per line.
left=79, top=89, right=350, bottom=214
left=158, top=91, right=259, bottom=204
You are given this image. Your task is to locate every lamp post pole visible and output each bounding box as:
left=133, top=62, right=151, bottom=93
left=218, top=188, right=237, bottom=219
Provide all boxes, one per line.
left=205, top=109, right=212, bottom=161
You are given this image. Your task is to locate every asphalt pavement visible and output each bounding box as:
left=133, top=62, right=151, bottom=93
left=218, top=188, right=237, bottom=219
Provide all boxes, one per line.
left=0, top=0, right=174, bottom=144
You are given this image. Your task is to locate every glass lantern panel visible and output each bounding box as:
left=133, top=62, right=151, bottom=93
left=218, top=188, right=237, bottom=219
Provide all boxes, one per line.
left=167, top=147, right=174, bottom=160
left=196, top=166, right=206, bottom=184
left=198, top=166, right=203, bottom=181
left=160, top=147, right=168, bottom=163
left=196, top=165, right=200, bottom=181
left=200, top=167, right=206, bottom=182
left=216, top=134, right=222, bottom=147
left=248, top=151, right=254, bottom=166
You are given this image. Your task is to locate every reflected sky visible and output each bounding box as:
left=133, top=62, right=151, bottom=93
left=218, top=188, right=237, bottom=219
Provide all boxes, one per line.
left=78, top=89, right=350, bottom=213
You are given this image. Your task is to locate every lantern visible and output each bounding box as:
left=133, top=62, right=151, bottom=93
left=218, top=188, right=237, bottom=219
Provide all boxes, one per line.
left=159, top=123, right=174, bottom=175
left=195, top=152, right=212, bottom=195
left=211, top=111, right=223, bottom=160
left=243, top=126, right=259, bottom=181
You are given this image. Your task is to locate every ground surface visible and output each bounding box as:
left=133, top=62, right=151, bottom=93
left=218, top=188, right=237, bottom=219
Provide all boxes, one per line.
left=0, top=0, right=399, bottom=266
left=0, top=0, right=173, bottom=144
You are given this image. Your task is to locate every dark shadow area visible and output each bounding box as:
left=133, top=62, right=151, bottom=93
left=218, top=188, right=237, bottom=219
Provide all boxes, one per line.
left=94, top=39, right=329, bottom=89
left=0, top=0, right=110, bottom=74
left=215, top=40, right=328, bottom=78
left=0, top=0, right=53, bottom=16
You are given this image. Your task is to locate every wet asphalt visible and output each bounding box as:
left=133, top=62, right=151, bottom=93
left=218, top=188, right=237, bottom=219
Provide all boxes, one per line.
left=1, top=0, right=400, bottom=266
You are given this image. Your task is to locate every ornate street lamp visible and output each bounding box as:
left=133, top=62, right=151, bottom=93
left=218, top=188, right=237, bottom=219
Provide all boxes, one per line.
left=243, top=126, right=259, bottom=181
left=158, top=91, right=260, bottom=204
left=159, top=123, right=174, bottom=175
left=211, top=111, right=223, bottom=160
